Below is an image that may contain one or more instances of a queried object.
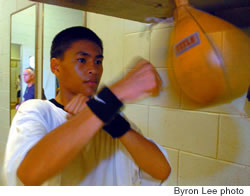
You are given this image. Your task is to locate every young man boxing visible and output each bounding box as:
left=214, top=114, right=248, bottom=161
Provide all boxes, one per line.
left=4, top=26, right=171, bottom=186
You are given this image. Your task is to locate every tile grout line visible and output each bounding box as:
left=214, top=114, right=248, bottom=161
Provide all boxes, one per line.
left=162, top=145, right=250, bottom=168
left=216, top=115, right=221, bottom=159
left=177, top=150, right=180, bottom=186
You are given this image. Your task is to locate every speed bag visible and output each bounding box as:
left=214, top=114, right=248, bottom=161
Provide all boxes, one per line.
left=168, top=0, right=250, bottom=105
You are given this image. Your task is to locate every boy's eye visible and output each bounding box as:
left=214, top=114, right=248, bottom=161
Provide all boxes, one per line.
left=78, top=58, right=86, bottom=63
left=95, top=60, right=103, bottom=65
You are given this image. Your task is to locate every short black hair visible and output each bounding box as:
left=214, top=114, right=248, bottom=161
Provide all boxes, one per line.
left=50, top=26, right=103, bottom=59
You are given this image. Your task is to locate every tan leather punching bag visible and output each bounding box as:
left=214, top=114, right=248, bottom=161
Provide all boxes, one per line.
left=169, top=0, right=250, bottom=105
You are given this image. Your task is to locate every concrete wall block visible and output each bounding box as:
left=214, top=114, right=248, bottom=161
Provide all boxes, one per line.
left=149, top=107, right=218, bottom=158
left=16, top=0, right=34, bottom=11
left=124, top=19, right=147, bottom=34
left=218, top=115, right=250, bottom=166
left=123, top=32, right=150, bottom=70
left=124, top=104, right=149, bottom=137
left=179, top=151, right=250, bottom=185
left=150, top=28, right=173, bottom=68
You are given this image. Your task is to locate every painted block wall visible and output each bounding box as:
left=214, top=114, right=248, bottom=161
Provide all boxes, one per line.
left=86, top=12, right=250, bottom=185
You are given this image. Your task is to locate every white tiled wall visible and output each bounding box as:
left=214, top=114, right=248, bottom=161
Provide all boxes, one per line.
left=16, top=0, right=33, bottom=10
left=87, top=13, right=125, bottom=85
left=124, top=32, right=150, bottom=69
left=218, top=115, right=250, bottom=166
left=124, top=104, right=149, bottom=136
left=0, top=1, right=17, bottom=23
left=0, top=92, right=9, bottom=128
left=0, top=54, right=9, bottom=73
left=148, top=107, right=218, bottom=158
left=150, top=28, right=172, bottom=68
left=179, top=152, right=250, bottom=185
left=124, top=19, right=148, bottom=34
left=86, top=12, right=250, bottom=186
left=0, top=17, right=11, bottom=55
left=0, top=141, right=6, bottom=185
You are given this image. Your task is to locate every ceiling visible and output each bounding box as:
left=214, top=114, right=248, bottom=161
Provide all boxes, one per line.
left=31, top=0, right=250, bottom=28
left=190, top=0, right=250, bottom=28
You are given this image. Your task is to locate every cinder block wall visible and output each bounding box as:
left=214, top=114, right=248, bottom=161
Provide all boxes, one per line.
left=86, top=13, right=250, bottom=186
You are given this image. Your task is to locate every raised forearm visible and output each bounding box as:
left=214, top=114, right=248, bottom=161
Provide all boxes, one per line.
left=120, top=130, right=171, bottom=181
left=17, top=107, right=103, bottom=186
left=17, top=60, right=163, bottom=185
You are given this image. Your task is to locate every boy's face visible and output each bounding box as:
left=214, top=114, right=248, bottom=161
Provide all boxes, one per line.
left=53, top=40, right=103, bottom=98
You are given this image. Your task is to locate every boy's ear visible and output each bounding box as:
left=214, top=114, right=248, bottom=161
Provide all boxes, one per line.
left=50, top=58, right=60, bottom=76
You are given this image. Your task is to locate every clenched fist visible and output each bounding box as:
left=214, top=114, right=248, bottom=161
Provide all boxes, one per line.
left=65, top=59, right=162, bottom=117
left=64, top=94, right=89, bottom=119
left=110, top=60, right=162, bottom=103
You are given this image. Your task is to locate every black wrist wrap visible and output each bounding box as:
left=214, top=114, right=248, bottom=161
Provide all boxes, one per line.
left=86, top=87, right=123, bottom=123
left=103, top=114, right=131, bottom=138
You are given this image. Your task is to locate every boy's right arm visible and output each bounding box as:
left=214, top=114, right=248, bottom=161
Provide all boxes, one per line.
left=17, top=60, right=161, bottom=185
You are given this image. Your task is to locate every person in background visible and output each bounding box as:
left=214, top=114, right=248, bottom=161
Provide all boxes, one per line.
left=23, top=67, right=35, bottom=101
left=16, top=74, right=21, bottom=105
left=16, top=67, right=46, bottom=110
left=16, top=67, right=35, bottom=110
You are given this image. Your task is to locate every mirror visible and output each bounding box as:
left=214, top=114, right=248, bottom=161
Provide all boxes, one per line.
left=10, top=5, right=36, bottom=122
left=43, top=4, right=84, bottom=100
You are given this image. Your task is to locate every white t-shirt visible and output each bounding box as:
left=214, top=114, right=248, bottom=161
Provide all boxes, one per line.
left=3, top=99, right=170, bottom=186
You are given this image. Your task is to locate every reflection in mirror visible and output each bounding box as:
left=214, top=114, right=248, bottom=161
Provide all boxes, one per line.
left=10, top=5, right=36, bottom=122
left=43, top=4, right=83, bottom=100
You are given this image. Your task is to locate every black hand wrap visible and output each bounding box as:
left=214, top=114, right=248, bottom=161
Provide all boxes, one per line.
left=103, top=114, right=131, bottom=138
left=86, top=87, right=123, bottom=123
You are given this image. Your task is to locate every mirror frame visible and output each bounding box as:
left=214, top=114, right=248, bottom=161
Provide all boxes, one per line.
left=9, top=3, right=85, bottom=124
left=9, top=3, right=38, bottom=124
left=41, top=4, right=85, bottom=100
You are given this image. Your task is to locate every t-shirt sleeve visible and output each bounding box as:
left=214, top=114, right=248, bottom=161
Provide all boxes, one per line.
left=3, top=100, right=57, bottom=185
